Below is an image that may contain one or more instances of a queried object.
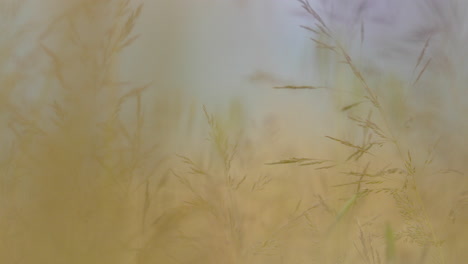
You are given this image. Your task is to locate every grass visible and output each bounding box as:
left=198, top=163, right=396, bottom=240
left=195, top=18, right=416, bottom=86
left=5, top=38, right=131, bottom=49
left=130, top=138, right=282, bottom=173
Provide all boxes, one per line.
left=0, top=0, right=467, bottom=263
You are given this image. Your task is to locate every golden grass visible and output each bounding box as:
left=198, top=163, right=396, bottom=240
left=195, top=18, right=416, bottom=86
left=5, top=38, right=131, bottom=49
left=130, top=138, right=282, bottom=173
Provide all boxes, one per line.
left=0, top=0, right=466, bottom=264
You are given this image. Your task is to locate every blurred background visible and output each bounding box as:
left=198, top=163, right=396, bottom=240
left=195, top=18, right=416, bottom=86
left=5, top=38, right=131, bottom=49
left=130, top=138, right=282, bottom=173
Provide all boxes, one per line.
left=1, top=0, right=467, bottom=263
left=118, top=0, right=468, bottom=167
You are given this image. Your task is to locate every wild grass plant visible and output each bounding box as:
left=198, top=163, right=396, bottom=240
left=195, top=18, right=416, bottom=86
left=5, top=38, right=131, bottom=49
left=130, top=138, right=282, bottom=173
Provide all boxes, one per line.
left=267, top=1, right=468, bottom=263
left=0, top=1, right=175, bottom=263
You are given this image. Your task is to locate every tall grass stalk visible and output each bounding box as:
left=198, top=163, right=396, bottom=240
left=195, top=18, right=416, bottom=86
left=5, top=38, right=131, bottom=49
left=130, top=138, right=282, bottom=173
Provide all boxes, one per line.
left=270, top=1, right=464, bottom=263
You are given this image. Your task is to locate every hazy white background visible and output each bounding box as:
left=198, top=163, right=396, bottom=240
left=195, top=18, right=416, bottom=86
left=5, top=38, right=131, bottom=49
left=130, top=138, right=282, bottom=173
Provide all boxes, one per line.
left=120, top=0, right=467, bottom=162
left=121, top=0, right=467, bottom=112
left=12, top=0, right=468, bottom=165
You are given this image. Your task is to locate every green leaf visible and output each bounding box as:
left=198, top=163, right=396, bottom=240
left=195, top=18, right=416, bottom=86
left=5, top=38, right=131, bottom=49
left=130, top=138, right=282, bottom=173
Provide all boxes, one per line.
left=386, top=223, right=396, bottom=263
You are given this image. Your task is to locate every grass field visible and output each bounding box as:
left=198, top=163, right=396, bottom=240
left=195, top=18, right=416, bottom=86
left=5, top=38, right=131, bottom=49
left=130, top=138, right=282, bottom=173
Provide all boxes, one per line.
left=0, top=0, right=466, bottom=263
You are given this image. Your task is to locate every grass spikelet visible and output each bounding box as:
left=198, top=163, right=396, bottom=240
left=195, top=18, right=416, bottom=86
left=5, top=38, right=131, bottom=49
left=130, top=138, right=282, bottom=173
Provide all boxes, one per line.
left=413, top=58, right=432, bottom=86
left=273, top=85, right=326, bottom=90
left=341, top=101, right=365, bottom=112
left=298, top=0, right=328, bottom=30
left=265, top=157, right=314, bottom=165
left=354, top=222, right=382, bottom=264
left=413, top=36, right=432, bottom=75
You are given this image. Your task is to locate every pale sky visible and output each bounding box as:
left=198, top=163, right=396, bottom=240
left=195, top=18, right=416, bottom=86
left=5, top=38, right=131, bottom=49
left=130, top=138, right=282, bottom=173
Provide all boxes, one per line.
left=10, top=0, right=468, bottom=151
